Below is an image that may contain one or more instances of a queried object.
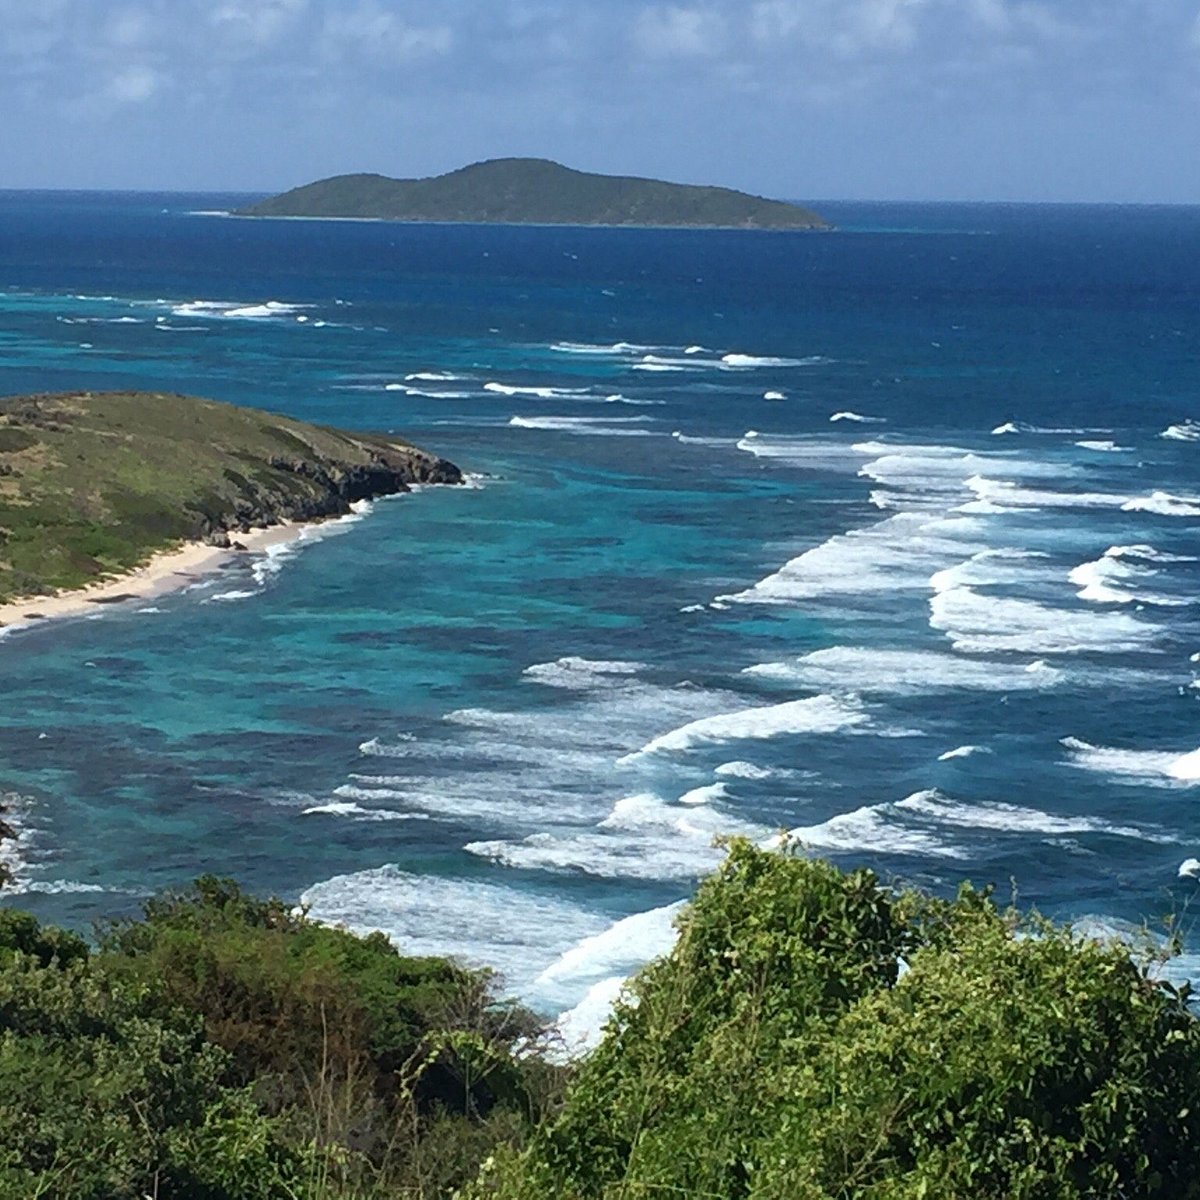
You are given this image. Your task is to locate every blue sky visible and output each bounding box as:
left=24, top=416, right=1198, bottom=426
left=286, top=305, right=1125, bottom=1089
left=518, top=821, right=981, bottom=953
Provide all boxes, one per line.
left=3, top=0, right=1199, bottom=201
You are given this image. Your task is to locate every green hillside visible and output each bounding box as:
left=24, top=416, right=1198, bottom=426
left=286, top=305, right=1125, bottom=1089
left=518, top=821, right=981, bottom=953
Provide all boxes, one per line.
left=238, top=158, right=830, bottom=230
left=0, top=390, right=460, bottom=603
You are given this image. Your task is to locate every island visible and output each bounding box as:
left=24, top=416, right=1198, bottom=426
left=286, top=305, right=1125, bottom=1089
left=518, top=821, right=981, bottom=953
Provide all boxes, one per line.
left=236, top=157, right=830, bottom=230
left=0, top=390, right=461, bottom=613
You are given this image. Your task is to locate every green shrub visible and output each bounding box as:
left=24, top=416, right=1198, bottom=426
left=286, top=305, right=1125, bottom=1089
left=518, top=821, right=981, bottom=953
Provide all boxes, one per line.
left=97, top=877, right=556, bottom=1195
left=470, top=840, right=1200, bottom=1200
left=0, top=878, right=557, bottom=1198
left=0, top=952, right=303, bottom=1199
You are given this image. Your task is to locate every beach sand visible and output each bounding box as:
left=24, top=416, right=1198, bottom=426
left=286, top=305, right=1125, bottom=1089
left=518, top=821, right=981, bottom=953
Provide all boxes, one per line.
left=0, top=522, right=306, bottom=636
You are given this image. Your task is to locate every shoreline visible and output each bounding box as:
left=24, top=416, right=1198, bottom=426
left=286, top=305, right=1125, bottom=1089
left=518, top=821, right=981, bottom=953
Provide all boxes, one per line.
left=0, top=521, right=307, bottom=637
left=199, top=210, right=833, bottom=233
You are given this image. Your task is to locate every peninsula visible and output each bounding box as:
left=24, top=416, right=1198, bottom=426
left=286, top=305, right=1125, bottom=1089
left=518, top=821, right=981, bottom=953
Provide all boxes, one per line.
left=237, top=157, right=830, bottom=230
left=0, top=390, right=460, bottom=620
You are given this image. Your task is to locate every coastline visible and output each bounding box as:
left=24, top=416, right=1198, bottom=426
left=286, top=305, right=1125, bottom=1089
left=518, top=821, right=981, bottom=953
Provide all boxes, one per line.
left=0, top=521, right=305, bottom=637
left=203, top=211, right=833, bottom=233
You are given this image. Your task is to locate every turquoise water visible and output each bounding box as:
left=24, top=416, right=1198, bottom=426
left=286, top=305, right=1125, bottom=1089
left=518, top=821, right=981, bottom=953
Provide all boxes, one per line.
left=2, top=193, right=1200, bottom=1028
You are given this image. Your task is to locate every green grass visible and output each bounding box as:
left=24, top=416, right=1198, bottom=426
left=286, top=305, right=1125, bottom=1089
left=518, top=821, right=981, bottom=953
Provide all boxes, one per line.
left=0, top=391, right=458, bottom=603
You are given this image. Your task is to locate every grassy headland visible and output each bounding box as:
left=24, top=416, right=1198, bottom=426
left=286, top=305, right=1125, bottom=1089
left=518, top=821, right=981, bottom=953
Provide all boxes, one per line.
left=238, top=158, right=830, bottom=230
left=0, top=390, right=461, bottom=605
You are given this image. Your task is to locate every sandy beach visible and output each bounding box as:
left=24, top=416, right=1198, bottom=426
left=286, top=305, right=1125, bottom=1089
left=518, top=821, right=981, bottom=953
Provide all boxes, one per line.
left=0, top=522, right=306, bottom=636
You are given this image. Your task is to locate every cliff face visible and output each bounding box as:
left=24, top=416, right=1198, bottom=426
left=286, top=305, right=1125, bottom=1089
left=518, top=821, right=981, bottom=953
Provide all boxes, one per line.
left=0, top=391, right=462, bottom=600
left=239, top=158, right=830, bottom=230
left=199, top=443, right=463, bottom=544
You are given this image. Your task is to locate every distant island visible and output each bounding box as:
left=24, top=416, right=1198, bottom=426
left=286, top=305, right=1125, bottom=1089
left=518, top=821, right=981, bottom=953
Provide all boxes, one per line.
left=0, top=390, right=460, bottom=613
left=237, top=158, right=830, bottom=230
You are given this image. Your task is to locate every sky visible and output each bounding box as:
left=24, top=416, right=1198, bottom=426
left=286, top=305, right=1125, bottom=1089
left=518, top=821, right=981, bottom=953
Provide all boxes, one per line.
left=2, top=0, right=1199, bottom=202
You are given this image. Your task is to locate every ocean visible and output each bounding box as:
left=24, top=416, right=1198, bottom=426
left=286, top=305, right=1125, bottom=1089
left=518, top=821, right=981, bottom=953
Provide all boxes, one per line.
left=1, top=191, right=1198, bottom=1035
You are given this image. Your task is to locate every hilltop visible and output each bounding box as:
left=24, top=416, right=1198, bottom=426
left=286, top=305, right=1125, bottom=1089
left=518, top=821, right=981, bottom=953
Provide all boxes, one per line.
left=0, top=390, right=460, bottom=605
left=237, top=158, right=829, bottom=230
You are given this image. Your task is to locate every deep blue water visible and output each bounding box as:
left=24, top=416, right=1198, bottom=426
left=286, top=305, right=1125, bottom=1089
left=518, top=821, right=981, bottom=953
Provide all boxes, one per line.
left=1, top=192, right=1199, bottom=1032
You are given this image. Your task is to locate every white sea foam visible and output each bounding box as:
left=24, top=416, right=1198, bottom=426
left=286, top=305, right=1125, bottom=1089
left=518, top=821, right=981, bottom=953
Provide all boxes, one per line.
left=553, top=977, right=628, bottom=1055
left=930, top=585, right=1154, bottom=654
left=406, top=371, right=468, bottom=382
left=938, top=745, right=985, bottom=761
left=171, top=298, right=312, bottom=321
left=543, top=901, right=690, bottom=1050
left=467, top=792, right=762, bottom=881
left=509, top=415, right=656, bottom=436
left=624, top=694, right=868, bottom=760
left=735, top=433, right=868, bottom=466
left=632, top=357, right=689, bottom=372
left=1161, top=421, right=1200, bottom=442
left=715, top=761, right=774, bottom=780
left=402, top=388, right=478, bottom=400
left=1106, top=544, right=1197, bottom=564
left=485, top=382, right=591, bottom=398
left=672, top=431, right=732, bottom=446
left=678, top=782, right=728, bottom=806
left=895, top=789, right=1167, bottom=841
left=831, top=411, right=885, bottom=423
left=963, top=475, right=1128, bottom=512
left=991, top=422, right=1111, bottom=436
left=745, top=646, right=1064, bottom=695
left=358, top=734, right=417, bottom=757
left=723, top=512, right=987, bottom=606
left=301, top=866, right=609, bottom=991
left=523, top=657, right=644, bottom=690
left=1121, top=491, right=1200, bottom=517
left=1069, top=545, right=1193, bottom=606
left=782, top=802, right=966, bottom=859
left=1075, top=440, right=1130, bottom=453
left=550, top=341, right=658, bottom=356
left=1062, top=737, right=1200, bottom=786
left=302, top=801, right=419, bottom=821
left=206, top=589, right=259, bottom=603
left=929, top=547, right=1052, bottom=593
left=13, top=879, right=114, bottom=895
left=721, top=353, right=815, bottom=368
left=534, top=902, right=682, bottom=1020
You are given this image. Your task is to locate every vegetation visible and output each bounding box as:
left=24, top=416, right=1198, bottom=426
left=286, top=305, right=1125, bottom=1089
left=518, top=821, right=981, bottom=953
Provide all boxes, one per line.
left=0, top=391, right=460, bottom=603
left=2, top=843, right=1199, bottom=1197
left=469, top=841, right=1200, bottom=1200
left=238, top=158, right=830, bottom=230
left=0, top=878, right=556, bottom=1199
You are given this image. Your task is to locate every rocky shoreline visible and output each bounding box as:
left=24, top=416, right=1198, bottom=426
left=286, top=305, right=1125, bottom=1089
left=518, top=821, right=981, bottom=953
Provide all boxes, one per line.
left=196, top=443, right=464, bottom=548
left=0, top=390, right=466, bottom=605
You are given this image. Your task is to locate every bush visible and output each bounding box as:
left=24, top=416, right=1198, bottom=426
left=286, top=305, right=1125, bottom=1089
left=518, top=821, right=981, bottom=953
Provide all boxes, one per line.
left=0, top=952, right=303, bottom=1199
left=470, top=840, right=1200, bottom=1200
left=0, top=878, right=558, bottom=1199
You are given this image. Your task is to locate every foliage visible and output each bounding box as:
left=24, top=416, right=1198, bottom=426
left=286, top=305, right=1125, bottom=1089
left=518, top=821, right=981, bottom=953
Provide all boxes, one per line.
left=0, top=878, right=556, bottom=1199
left=7, top=847, right=1200, bottom=1198
left=469, top=839, right=1200, bottom=1200
left=0, top=951, right=304, bottom=1199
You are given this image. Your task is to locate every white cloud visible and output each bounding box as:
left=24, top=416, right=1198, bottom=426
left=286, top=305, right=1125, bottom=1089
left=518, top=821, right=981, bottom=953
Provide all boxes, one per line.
left=633, top=5, right=725, bottom=57
left=749, top=0, right=930, bottom=56
left=211, top=0, right=308, bottom=47
left=321, top=2, right=453, bottom=62
left=102, top=9, right=156, bottom=48
left=106, top=63, right=162, bottom=104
